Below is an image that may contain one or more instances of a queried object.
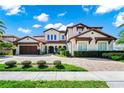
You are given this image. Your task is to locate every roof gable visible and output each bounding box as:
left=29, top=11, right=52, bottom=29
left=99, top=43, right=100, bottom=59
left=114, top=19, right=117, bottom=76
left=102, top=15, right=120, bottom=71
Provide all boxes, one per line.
left=65, top=23, right=103, bottom=35
left=43, top=28, right=59, bottom=33
left=68, top=29, right=116, bottom=41
left=14, top=36, right=43, bottom=44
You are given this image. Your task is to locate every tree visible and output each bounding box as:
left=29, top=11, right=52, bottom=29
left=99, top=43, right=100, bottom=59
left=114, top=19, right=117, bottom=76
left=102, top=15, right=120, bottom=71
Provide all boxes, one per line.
left=116, top=22, right=124, bottom=44
left=0, top=20, right=6, bottom=36
left=0, top=41, right=13, bottom=54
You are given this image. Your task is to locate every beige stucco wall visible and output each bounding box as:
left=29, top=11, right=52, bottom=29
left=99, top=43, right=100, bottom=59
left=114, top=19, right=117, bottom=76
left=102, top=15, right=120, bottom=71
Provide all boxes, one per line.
left=66, top=27, right=89, bottom=41
left=18, top=37, right=38, bottom=43
left=67, top=30, right=115, bottom=56
left=44, top=29, right=66, bottom=41
left=44, top=29, right=60, bottom=41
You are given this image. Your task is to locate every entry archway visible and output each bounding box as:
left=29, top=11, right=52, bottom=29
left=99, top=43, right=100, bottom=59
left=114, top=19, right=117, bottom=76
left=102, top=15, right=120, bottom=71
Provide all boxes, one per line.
left=48, top=46, right=54, bottom=53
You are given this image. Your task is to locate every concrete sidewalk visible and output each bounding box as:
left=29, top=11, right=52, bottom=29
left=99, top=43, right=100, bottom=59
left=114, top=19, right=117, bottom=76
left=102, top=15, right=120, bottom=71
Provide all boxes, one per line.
left=0, top=71, right=124, bottom=88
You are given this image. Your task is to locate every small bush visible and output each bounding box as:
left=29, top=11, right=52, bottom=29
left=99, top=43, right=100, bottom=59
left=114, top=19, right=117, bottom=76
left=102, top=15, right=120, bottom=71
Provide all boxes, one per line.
left=21, top=60, right=32, bottom=68
left=37, top=60, right=46, bottom=67
left=74, top=51, right=124, bottom=57
left=111, top=56, right=123, bottom=61
left=53, top=60, right=61, bottom=66
left=5, top=60, right=17, bottom=68
left=59, top=48, right=65, bottom=56
left=102, top=53, right=124, bottom=60
left=65, top=51, right=70, bottom=57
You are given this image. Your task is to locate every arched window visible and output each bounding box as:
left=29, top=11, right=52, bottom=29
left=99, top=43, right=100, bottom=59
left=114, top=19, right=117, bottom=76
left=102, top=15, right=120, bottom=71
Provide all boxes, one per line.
left=61, top=35, right=65, bottom=40
left=54, top=35, right=57, bottom=40
left=63, top=46, right=66, bottom=50
left=59, top=46, right=61, bottom=49
left=51, top=35, right=53, bottom=40
left=47, top=35, right=50, bottom=40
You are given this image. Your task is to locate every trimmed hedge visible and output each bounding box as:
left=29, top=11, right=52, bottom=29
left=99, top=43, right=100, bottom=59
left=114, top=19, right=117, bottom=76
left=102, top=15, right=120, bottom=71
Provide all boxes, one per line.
left=21, top=60, right=32, bottom=68
left=53, top=60, right=61, bottom=66
left=5, top=60, right=17, bottom=68
left=102, top=53, right=124, bottom=60
left=74, top=51, right=124, bottom=57
left=37, top=60, right=46, bottom=67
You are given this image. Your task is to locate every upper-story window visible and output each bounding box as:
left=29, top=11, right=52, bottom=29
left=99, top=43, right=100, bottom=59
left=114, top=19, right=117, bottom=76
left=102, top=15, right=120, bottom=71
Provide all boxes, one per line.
left=78, top=28, right=83, bottom=35
left=54, top=35, right=57, bottom=40
left=61, top=35, right=65, bottom=40
left=51, top=35, right=53, bottom=40
left=47, top=35, right=50, bottom=40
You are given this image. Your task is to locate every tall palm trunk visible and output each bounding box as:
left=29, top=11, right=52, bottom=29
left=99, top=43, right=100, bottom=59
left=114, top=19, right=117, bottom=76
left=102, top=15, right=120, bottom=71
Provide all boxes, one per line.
left=0, top=20, right=6, bottom=41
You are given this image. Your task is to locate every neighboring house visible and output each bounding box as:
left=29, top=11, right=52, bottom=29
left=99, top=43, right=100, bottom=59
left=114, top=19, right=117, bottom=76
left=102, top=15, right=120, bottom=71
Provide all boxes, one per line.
left=2, top=34, right=19, bottom=42
left=13, top=23, right=116, bottom=55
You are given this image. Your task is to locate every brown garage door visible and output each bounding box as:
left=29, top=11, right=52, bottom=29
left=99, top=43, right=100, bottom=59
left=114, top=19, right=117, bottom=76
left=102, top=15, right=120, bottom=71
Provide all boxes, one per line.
left=20, top=46, right=37, bottom=54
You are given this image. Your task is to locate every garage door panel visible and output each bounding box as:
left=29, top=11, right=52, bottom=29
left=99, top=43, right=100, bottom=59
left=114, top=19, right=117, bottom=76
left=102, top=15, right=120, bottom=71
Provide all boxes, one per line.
left=20, top=46, right=37, bottom=54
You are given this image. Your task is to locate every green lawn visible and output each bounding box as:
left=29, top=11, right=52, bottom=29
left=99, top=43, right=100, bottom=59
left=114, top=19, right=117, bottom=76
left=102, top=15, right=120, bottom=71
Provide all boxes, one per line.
left=120, top=60, right=124, bottom=63
left=0, top=64, right=87, bottom=71
left=54, top=54, right=67, bottom=57
left=0, top=80, right=108, bottom=88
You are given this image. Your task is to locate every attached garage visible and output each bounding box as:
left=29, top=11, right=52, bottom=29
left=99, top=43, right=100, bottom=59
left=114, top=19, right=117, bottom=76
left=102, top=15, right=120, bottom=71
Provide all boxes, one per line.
left=14, top=36, right=45, bottom=55
left=19, top=46, right=37, bottom=54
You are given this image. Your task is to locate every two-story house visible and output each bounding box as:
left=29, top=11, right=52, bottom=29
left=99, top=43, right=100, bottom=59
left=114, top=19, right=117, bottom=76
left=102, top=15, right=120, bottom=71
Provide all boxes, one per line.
left=13, top=23, right=116, bottom=55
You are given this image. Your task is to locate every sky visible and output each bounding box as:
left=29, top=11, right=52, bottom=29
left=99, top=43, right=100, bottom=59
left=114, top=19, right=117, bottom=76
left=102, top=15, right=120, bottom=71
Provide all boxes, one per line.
left=0, top=5, right=124, bottom=37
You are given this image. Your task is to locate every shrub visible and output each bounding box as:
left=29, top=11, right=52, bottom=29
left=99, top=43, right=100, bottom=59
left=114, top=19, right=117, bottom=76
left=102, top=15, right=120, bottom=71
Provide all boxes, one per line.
left=21, top=60, right=32, bottom=68
left=74, top=51, right=124, bottom=57
left=37, top=60, right=46, bottom=67
left=74, top=51, right=103, bottom=57
left=59, top=48, right=65, bottom=56
left=111, top=56, right=122, bottom=61
left=53, top=60, right=61, bottom=66
left=65, top=51, right=70, bottom=57
left=5, top=60, right=17, bottom=68
left=102, top=53, right=124, bottom=60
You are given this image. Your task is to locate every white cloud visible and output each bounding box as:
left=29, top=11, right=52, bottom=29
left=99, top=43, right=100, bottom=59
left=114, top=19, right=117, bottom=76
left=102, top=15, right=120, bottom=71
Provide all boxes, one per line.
left=18, top=27, right=31, bottom=34
left=83, top=8, right=90, bottom=12
left=57, top=12, right=67, bottom=17
left=33, top=13, right=49, bottom=22
left=59, top=23, right=74, bottom=30
left=113, top=12, right=124, bottom=27
left=0, top=5, right=25, bottom=16
left=95, top=5, right=124, bottom=14
left=32, top=24, right=41, bottom=28
left=44, top=22, right=74, bottom=30
left=82, top=6, right=93, bottom=13
left=44, top=23, right=62, bottom=29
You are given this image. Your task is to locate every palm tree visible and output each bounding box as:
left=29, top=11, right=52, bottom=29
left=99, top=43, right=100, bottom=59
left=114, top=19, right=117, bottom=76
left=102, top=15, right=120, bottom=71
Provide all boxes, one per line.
left=116, top=22, right=124, bottom=44
left=0, top=20, right=6, bottom=41
left=0, top=20, right=6, bottom=36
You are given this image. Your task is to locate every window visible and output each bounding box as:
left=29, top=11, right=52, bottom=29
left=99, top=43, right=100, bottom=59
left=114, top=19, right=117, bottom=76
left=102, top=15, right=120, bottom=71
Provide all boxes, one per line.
left=47, top=35, right=50, bottom=40
left=63, top=46, right=66, bottom=50
left=54, top=35, right=57, bottom=40
left=78, top=42, right=87, bottom=51
left=62, top=35, right=64, bottom=40
left=98, top=42, right=107, bottom=51
left=51, top=35, right=53, bottom=40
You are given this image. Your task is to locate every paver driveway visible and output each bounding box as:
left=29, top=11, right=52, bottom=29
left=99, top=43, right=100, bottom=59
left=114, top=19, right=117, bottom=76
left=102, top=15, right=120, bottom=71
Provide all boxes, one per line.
left=0, top=54, right=124, bottom=71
